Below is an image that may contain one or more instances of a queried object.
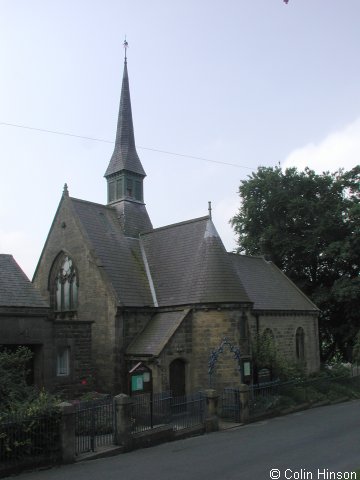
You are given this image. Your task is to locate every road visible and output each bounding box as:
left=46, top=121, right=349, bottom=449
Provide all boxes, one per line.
left=14, top=400, right=360, bottom=480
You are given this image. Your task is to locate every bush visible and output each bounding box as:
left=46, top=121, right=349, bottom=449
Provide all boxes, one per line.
left=0, top=409, right=61, bottom=463
left=0, top=346, right=34, bottom=411
left=0, top=348, right=62, bottom=468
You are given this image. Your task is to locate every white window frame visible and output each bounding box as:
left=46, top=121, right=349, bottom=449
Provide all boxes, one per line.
left=57, top=347, right=70, bottom=376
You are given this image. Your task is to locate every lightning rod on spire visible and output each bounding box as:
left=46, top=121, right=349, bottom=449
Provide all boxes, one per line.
left=124, top=36, right=128, bottom=62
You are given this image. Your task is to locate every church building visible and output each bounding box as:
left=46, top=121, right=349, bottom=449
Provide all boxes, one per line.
left=32, top=52, right=320, bottom=397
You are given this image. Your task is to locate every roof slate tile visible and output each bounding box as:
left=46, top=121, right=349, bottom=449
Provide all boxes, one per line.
left=126, top=309, right=190, bottom=356
left=0, top=255, right=48, bottom=308
left=229, top=253, right=318, bottom=311
left=141, top=217, right=250, bottom=306
left=71, top=198, right=153, bottom=307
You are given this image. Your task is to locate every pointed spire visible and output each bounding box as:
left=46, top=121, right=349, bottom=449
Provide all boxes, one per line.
left=104, top=41, right=146, bottom=178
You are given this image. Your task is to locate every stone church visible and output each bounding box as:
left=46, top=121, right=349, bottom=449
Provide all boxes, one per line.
left=29, top=55, right=320, bottom=397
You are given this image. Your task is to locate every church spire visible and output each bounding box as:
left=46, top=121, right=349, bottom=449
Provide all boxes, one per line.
left=104, top=41, right=152, bottom=238
left=105, top=41, right=146, bottom=178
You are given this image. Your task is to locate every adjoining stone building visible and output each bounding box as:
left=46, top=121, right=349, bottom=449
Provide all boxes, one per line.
left=0, top=254, right=92, bottom=396
left=32, top=54, right=320, bottom=397
left=0, top=254, right=51, bottom=387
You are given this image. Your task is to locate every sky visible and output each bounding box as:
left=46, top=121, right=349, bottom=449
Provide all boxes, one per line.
left=1, top=0, right=360, bottom=279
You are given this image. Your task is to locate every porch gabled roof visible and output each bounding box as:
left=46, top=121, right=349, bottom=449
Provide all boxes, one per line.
left=126, top=308, right=190, bottom=357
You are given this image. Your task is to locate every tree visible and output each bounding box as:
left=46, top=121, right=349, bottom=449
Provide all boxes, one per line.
left=231, top=165, right=360, bottom=362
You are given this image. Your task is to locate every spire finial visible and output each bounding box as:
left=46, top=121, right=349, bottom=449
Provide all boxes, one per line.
left=63, top=183, right=69, bottom=197
left=123, top=36, right=128, bottom=62
left=208, top=201, right=212, bottom=220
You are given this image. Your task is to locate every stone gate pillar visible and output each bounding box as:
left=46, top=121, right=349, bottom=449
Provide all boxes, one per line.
left=59, top=402, right=75, bottom=463
left=239, top=384, right=250, bottom=423
left=204, top=389, right=219, bottom=432
left=114, top=393, right=133, bottom=451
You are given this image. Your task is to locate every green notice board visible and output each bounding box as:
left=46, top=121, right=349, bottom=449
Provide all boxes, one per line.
left=131, top=374, right=144, bottom=392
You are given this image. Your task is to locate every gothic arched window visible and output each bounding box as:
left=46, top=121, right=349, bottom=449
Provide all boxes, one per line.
left=54, top=255, right=78, bottom=312
left=295, top=327, right=305, bottom=362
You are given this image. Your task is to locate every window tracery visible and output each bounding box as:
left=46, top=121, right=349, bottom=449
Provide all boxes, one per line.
left=54, top=255, right=78, bottom=312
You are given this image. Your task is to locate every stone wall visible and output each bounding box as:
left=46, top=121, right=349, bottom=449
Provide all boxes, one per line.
left=154, top=312, right=193, bottom=393
left=150, top=307, right=319, bottom=394
left=248, top=312, right=320, bottom=373
left=53, top=320, right=92, bottom=397
left=153, top=306, right=251, bottom=393
left=0, top=309, right=53, bottom=388
left=33, top=196, right=118, bottom=393
left=191, top=308, right=245, bottom=392
left=122, top=309, right=153, bottom=348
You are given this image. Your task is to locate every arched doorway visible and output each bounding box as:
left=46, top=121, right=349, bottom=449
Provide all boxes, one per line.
left=169, top=359, right=186, bottom=397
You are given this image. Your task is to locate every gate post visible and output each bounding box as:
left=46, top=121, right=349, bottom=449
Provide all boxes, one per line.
left=204, top=389, right=219, bottom=432
left=239, top=384, right=250, bottom=423
left=59, top=402, right=75, bottom=463
left=114, top=394, right=133, bottom=451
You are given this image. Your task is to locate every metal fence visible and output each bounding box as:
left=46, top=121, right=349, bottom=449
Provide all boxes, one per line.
left=249, top=375, right=360, bottom=417
left=0, top=409, right=61, bottom=476
left=219, top=388, right=242, bottom=423
left=74, top=396, right=115, bottom=455
left=249, top=380, right=282, bottom=416
left=171, top=392, right=206, bottom=431
left=131, top=391, right=206, bottom=434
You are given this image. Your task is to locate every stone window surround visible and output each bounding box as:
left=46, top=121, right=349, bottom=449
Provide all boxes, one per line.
left=50, top=252, right=79, bottom=314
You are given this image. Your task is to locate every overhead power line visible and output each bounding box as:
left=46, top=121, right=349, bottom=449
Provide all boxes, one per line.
left=0, top=121, right=253, bottom=170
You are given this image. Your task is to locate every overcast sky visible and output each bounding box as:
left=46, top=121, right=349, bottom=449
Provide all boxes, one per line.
left=1, top=0, right=360, bottom=279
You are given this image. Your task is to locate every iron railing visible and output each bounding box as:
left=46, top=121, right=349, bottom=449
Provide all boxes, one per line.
left=249, top=375, right=360, bottom=417
left=0, top=409, right=61, bottom=475
left=74, top=396, right=115, bottom=454
left=170, top=392, right=205, bottom=431
left=131, top=391, right=205, bottom=434
left=219, top=388, right=241, bottom=423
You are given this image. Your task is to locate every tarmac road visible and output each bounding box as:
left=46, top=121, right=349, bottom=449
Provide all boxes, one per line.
left=13, top=400, right=360, bottom=480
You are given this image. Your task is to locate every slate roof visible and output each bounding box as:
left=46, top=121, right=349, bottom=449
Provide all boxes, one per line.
left=0, top=254, right=48, bottom=308
left=70, top=198, right=153, bottom=307
left=229, top=254, right=318, bottom=312
left=140, top=217, right=251, bottom=307
left=112, top=200, right=152, bottom=238
left=127, top=309, right=190, bottom=356
left=104, top=60, right=146, bottom=178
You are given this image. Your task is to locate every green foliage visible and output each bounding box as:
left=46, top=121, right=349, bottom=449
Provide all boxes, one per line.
left=0, top=348, right=61, bottom=467
left=0, top=409, right=61, bottom=464
left=352, top=332, right=360, bottom=365
left=0, top=346, right=60, bottom=414
left=252, top=331, right=278, bottom=371
left=251, top=373, right=360, bottom=418
left=0, top=346, right=34, bottom=411
left=252, top=330, right=305, bottom=381
left=231, top=165, right=360, bottom=362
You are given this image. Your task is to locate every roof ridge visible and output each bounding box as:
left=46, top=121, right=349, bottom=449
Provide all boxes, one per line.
left=70, top=197, right=109, bottom=209
left=141, top=216, right=209, bottom=235
left=267, top=262, right=319, bottom=311
left=228, top=252, right=267, bottom=260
